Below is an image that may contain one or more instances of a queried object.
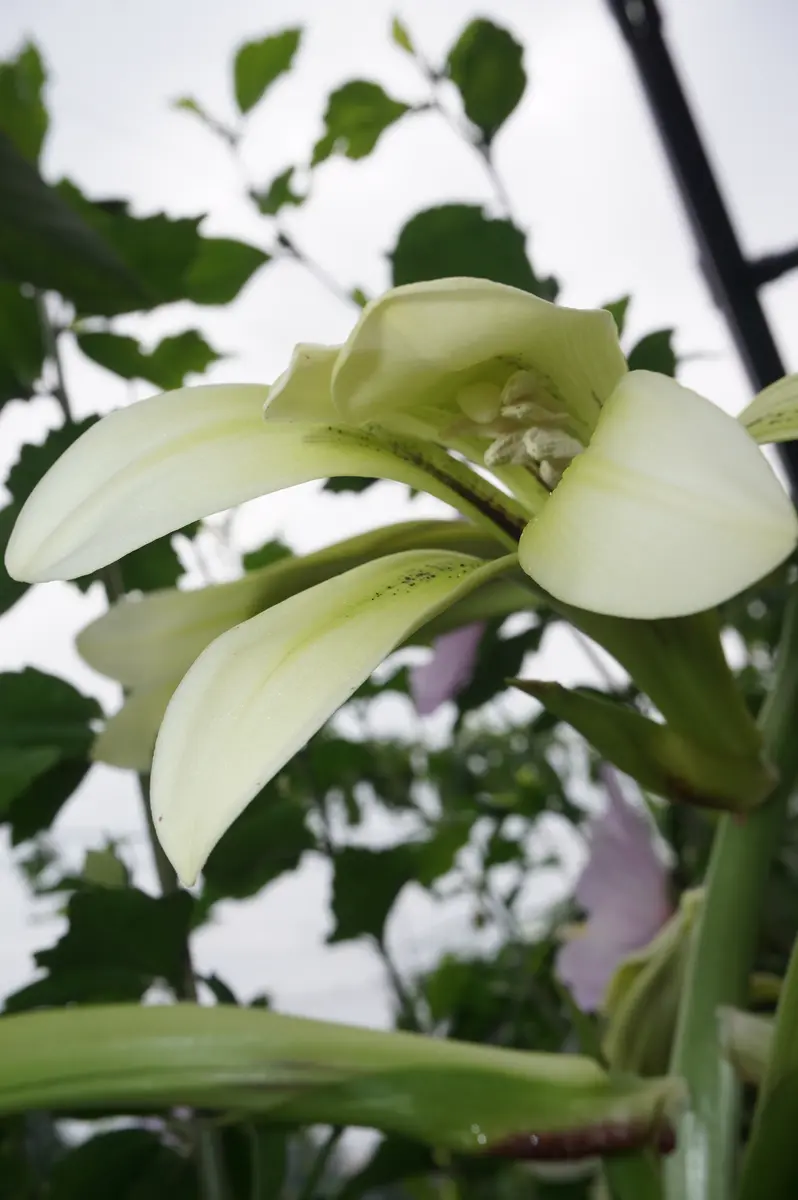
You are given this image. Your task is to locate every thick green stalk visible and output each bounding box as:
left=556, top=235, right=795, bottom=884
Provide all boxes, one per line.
left=665, top=589, right=798, bottom=1200
left=737, top=872, right=798, bottom=1195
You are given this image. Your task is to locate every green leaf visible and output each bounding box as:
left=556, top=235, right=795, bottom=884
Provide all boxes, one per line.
left=5, top=887, right=194, bottom=1010
left=455, top=619, right=544, bottom=719
left=0, top=746, right=60, bottom=816
left=49, top=1129, right=196, bottom=1200
left=322, top=475, right=379, bottom=494
left=312, top=81, right=410, bottom=165
left=329, top=844, right=418, bottom=944
left=446, top=20, right=526, bottom=143
left=604, top=296, right=631, bottom=336
left=0, top=137, right=147, bottom=312
left=391, top=17, right=416, bottom=56
left=7, top=417, right=96, bottom=505
left=7, top=757, right=92, bottom=844
left=627, top=329, right=677, bottom=377
left=391, top=205, right=557, bottom=298
left=328, top=826, right=468, bottom=946
left=183, top=236, right=269, bottom=305
left=0, top=506, right=29, bottom=615
left=250, top=167, right=305, bottom=216
left=0, top=43, right=48, bottom=161
left=0, top=283, right=46, bottom=407
left=0, top=668, right=99, bottom=756
left=337, top=1136, right=433, bottom=1199
left=242, top=538, right=293, bottom=572
left=202, top=787, right=314, bottom=903
left=511, top=679, right=776, bottom=811
left=234, top=29, right=302, bottom=114
left=77, top=329, right=220, bottom=390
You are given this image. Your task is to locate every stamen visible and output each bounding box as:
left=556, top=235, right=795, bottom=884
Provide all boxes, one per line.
left=484, top=431, right=527, bottom=467
left=456, top=382, right=502, bottom=424
left=523, top=429, right=585, bottom=463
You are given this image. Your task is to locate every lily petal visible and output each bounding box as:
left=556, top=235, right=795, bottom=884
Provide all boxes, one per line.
left=151, top=550, right=513, bottom=884
left=332, top=278, right=627, bottom=440
left=78, top=520, right=507, bottom=690
left=262, top=344, right=340, bottom=423
left=738, top=373, right=798, bottom=444
left=6, top=385, right=523, bottom=583
left=520, top=371, right=798, bottom=618
left=92, top=682, right=176, bottom=773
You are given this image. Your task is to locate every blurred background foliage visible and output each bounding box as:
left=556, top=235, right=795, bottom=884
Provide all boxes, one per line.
left=0, top=12, right=793, bottom=1199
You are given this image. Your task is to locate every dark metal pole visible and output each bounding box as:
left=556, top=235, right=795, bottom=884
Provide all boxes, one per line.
left=605, top=0, right=798, bottom=485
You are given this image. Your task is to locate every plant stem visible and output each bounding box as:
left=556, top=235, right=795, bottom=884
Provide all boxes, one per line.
left=296, top=1126, right=343, bottom=1200
left=665, top=588, right=798, bottom=1200
left=35, top=295, right=229, bottom=1200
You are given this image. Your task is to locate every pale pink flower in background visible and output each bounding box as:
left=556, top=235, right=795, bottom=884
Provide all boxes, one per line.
left=409, top=622, right=486, bottom=715
left=556, top=767, right=672, bottom=1012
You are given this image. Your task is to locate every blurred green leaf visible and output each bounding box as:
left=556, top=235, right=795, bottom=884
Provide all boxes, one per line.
left=234, top=29, right=302, bottom=114
left=446, top=20, right=526, bottom=143
left=173, top=94, right=237, bottom=146
left=6, top=417, right=95, bottom=505
left=455, top=619, right=544, bottom=720
left=322, top=475, right=379, bottom=494
left=5, top=888, right=194, bottom=1010
left=338, top=1135, right=434, bottom=1199
left=49, top=1129, right=196, bottom=1200
left=604, top=296, right=631, bottom=336
left=250, top=167, right=305, bottom=216
left=391, top=17, right=416, bottom=56
left=627, top=329, right=677, bottom=377
left=0, top=505, right=29, bottom=615
left=77, top=329, right=221, bottom=390
left=0, top=283, right=46, bottom=407
left=0, top=669, right=100, bottom=819
left=312, top=81, right=410, bottom=165
left=242, top=538, right=293, bottom=572
left=329, top=844, right=419, bottom=943
left=0, top=137, right=147, bottom=311
left=183, top=236, right=269, bottom=305
left=0, top=43, right=48, bottom=161
left=7, top=758, right=92, bottom=844
left=203, top=787, right=314, bottom=903
left=391, top=205, right=557, bottom=298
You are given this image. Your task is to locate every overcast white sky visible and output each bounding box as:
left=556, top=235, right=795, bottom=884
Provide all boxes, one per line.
left=0, top=0, right=797, bottom=1028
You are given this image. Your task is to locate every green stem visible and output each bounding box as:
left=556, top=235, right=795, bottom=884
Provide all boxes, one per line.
left=295, top=1127, right=343, bottom=1200
left=665, top=588, right=798, bottom=1200
left=604, top=1151, right=664, bottom=1200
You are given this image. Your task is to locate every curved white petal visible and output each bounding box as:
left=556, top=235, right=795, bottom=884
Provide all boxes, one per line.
left=6, top=384, right=521, bottom=582
left=520, top=371, right=798, bottom=618
left=92, top=682, right=176, bottom=772
left=738, top=373, right=798, bottom=444
left=262, top=344, right=340, bottom=423
left=78, top=519, right=507, bottom=690
left=151, top=550, right=513, bottom=884
left=332, top=278, right=627, bottom=439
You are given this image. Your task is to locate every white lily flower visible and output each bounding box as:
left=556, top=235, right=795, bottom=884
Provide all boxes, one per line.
left=6, top=380, right=524, bottom=584
left=150, top=549, right=513, bottom=885
left=324, top=282, right=798, bottom=619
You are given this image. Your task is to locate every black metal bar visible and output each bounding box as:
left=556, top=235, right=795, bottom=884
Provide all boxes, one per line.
left=604, top=0, right=798, bottom=485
